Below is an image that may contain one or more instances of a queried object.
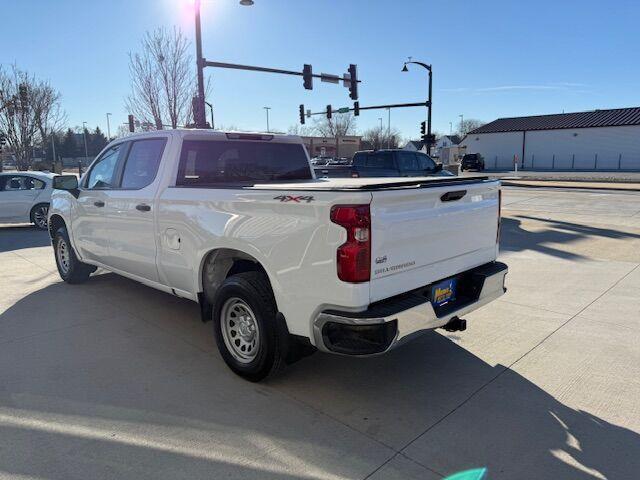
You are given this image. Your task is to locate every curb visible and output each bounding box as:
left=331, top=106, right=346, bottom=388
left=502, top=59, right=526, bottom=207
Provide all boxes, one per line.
left=501, top=181, right=640, bottom=192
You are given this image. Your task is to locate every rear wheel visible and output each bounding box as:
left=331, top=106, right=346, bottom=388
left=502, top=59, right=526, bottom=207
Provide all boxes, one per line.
left=53, top=227, right=96, bottom=284
left=213, top=271, right=285, bottom=382
left=31, top=203, right=49, bottom=230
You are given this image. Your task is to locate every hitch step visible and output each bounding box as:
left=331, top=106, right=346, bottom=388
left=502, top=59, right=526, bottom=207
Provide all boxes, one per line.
left=441, top=316, right=467, bottom=332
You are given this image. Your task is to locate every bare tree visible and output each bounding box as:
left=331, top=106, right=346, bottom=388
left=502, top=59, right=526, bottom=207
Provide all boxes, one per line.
left=362, top=125, right=403, bottom=149
left=457, top=119, right=485, bottom=136
left=309, top=113, right=357, bottom=137
left=126, top=27, right=195, bottom=130
left=0, top=64, right=64, bottom=170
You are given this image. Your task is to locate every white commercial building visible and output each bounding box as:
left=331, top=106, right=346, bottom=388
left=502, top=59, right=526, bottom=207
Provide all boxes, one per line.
left=460, top=107, right=640, bottom=170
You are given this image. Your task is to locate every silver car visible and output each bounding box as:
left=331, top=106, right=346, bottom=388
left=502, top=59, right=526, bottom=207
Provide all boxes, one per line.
left=0, top=171, right=56, bottom=229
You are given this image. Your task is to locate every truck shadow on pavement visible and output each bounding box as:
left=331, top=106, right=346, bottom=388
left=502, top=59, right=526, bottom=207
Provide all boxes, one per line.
left=500, top=215, right=640, bottom=260
left=0, top=273, right=638, bottom=479
left=0, top=225, right=50, bottom=253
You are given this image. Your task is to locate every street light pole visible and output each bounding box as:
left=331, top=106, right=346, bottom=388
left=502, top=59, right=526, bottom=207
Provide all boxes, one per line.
left=194, top=0, right=207, bottom=128
left=387, top=108, right=391, bottom=149
left=205, top=101, right=215, bottom=129
left=459, top=114, right=464, bottom=134
left=378, top=117, right=383, bottom=130
left=263, top=106, right=271, bottom=132
left=402, top=59, right=433, bottom=155
left=82, top=122, right=89, bottom=160
left=106, top=113, right=112, bottom=140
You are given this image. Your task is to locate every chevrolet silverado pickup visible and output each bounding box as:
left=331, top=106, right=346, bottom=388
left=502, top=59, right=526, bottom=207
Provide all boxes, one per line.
left=49, top=130, right=507, bottom=381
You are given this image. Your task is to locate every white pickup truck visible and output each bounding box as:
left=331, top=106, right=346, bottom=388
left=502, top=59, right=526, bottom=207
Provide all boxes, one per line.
left=49, top=130, right=507, bottom=381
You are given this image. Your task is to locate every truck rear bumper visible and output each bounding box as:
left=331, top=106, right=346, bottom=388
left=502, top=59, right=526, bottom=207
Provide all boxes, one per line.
left=313, top=261, right=508, bottom=356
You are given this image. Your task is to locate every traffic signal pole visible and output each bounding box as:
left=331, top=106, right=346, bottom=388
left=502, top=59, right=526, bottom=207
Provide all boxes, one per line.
left=191, top=0, right=360, bottom=129
left=301, top=101, right=428, bottom=120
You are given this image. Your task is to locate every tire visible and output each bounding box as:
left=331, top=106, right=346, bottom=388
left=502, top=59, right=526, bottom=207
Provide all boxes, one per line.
left=212, top=271, right=285, bottom=382
left=30, top=203, right=49, bottom=230
left=53, top=226, right=96, bottom=284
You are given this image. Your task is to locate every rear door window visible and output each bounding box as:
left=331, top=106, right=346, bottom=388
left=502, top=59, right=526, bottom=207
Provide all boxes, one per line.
left=365, top=152, right=394, bottom=169
left=397, top=152, right=419, bottom=171
left=0, top=176, right=44, bottom=191
left=177, top=140, right=312, bottom=186
left=120, top=138, right=166, bottom=189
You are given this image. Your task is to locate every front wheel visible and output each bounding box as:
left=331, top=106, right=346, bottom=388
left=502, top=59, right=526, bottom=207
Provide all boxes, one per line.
left=31, top=203, right=49, bottom=230
left=213, top=271, right=285, bottom=382
left=53, top=227, right=96, bottom=284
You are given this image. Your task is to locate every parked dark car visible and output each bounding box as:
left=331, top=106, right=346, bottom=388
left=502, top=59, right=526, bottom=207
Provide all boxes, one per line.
left=460, top=153, right=485, bottom=171
left=314, top=149, right=450, bottom=178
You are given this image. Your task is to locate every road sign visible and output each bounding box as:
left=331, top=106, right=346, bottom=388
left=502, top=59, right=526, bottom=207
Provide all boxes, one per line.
left=337, top=107, right=350, bottom=114
left=320, top=73, right=340, bottom=84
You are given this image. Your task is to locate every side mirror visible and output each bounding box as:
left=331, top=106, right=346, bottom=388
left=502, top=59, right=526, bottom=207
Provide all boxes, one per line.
left=433, top=163, right=443, bottom=172
left=53, top=175, right=80, bottom=197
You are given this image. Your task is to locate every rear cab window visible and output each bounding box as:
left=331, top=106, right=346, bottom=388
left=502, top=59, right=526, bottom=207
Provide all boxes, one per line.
left=120, top=138, right=166, bottom=189
left=176, top=139, right=312, bottom=186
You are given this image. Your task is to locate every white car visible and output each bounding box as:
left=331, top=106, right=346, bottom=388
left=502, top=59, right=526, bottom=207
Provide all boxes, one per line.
left=0, top=171, right=56, bottom=229
left=49, top=130, right=507, bottom=381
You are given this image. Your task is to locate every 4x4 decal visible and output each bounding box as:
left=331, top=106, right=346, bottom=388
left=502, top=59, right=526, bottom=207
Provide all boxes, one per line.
left=273, top=195, right=315, bottom=203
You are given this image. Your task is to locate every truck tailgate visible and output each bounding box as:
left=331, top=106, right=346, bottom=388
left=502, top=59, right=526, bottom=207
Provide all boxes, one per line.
left=369, top=180, right=500, bottom=302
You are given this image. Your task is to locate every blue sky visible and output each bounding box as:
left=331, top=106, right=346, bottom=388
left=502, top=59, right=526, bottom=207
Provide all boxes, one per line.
left=2, top=0, right=639, bottom=139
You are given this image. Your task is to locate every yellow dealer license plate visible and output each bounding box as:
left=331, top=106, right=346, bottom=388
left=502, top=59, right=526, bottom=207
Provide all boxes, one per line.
left=431, top=278, right=457, bottom=307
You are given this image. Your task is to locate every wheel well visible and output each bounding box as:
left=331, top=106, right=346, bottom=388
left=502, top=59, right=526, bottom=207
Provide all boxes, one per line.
left=48, top=214, right=66, bottom=239
left=199, top=249, right=271, bottom=322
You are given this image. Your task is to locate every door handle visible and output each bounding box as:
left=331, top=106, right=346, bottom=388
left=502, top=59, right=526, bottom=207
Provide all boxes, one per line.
left=440, top=190, right=467, bottom=202
left=94, top=201, right=105, bottom=207
left=136, top=204, right=151, bottom=212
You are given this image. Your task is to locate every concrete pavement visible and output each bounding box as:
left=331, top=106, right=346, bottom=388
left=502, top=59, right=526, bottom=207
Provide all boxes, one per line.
left=1, top=187, right=639, bottom=479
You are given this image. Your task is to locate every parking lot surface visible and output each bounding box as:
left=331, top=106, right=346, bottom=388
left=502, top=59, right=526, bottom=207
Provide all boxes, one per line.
left=1, top=187, right=639, bottom=479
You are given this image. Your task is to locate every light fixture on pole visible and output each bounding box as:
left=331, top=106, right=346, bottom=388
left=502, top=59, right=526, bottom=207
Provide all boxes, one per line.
left=192, top=0, right=254, bottom=128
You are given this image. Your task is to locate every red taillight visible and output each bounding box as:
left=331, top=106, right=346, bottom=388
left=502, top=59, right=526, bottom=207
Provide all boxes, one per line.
left=497, top=188, right=502, bottom=243
left=330, top=205, right=371, bottom=283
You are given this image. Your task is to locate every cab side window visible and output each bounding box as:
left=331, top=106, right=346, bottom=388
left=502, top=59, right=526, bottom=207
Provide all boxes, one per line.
left=120, top=138, right=166, bottom=189
left=86, top=144, right=123, bottom=189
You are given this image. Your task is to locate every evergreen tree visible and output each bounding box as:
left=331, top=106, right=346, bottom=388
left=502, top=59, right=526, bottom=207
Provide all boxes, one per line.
left=60, top=128, right=78, bottom=158
left=89, top=126, right=108, bottom=156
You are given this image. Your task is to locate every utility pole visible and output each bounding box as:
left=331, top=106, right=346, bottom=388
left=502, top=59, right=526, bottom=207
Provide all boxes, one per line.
left=378, top=117, right=383, bottom=130
left=449, top=122, right=453, bottom=135
left=106, top=113, right=112, bottom=140
left=263, top=106, right=271, bottom=132
left=459, top=114, right=464, bottom=134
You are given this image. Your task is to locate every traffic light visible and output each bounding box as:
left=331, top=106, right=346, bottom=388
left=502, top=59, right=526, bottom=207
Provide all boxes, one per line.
left=353, top=101, right=360, bottom=116
left=128, top=114, right=135, bottom=133
left=420, top=121, right=426, bottom=135
left=348, top=64, right=358, bottom=100
left=326, top=105, right=332, bottom=119
left=299, top=104, right=305, bottom=125
left=303, top=64, right=313, bottom=90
